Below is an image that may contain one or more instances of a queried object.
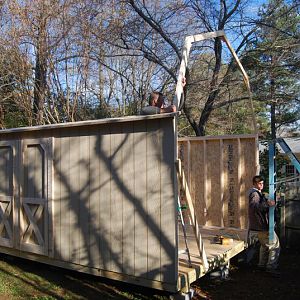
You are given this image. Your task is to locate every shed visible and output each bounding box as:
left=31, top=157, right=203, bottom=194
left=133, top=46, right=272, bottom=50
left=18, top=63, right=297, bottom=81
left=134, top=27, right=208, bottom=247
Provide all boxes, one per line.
left=276, top=137, right=300, bottom=248
left=0, top=113, right=258, bottom=293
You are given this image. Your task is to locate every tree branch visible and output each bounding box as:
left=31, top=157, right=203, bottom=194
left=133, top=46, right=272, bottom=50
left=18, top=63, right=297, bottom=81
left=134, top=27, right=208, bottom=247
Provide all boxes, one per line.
left=127, top=0, right=182, bottom=60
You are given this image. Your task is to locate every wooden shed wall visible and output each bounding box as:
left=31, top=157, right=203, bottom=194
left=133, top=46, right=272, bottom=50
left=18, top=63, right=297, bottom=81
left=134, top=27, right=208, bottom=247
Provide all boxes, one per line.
left=0, top=116, right=177, bottom=288
left=178, top=135, right=259, bottom=230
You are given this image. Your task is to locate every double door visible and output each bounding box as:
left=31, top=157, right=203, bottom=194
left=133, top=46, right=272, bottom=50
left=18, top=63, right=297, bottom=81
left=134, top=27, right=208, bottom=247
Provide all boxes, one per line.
left=0, top=138, right=52, bottom=256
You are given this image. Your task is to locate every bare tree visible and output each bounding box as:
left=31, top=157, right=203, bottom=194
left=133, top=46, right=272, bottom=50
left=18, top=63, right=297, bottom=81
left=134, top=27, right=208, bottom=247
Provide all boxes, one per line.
left=0, top=40, right=33, bottom=127
left=1, top=0, right=108, bottom=125
left=1, top=0, right=296, bottom=136
left=118, top=0, right=258, bottom=135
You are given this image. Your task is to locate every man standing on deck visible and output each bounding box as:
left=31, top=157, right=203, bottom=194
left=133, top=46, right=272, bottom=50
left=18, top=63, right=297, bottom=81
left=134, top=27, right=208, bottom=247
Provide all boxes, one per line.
left=248, top=175, right=280, bottom=275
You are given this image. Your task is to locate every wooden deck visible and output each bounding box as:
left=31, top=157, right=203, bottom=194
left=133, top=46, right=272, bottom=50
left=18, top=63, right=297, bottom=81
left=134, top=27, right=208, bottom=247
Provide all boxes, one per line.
left=0, top=224, right=247, bottom=294
left=177, top=225, right=246, bottom=292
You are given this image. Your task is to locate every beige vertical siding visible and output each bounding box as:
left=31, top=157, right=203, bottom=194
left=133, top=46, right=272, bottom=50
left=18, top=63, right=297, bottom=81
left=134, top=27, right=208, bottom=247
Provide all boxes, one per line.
left=0, top=144, right=13, bottom=196
left=133, top=121, right=148, bottom=277
left=121, top=122, right=135, bottom=275
left=0, top=115, right=177, bottom=288
left=0, top=141, right=15, bottom=248
left=52, top=118, right=177, bottom=282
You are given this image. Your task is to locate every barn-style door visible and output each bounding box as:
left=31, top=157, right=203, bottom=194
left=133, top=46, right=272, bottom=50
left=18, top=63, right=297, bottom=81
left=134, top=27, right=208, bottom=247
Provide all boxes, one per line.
left=0, top=141, right=17, bottom=248
left=19, top=139, right=52, bottom=256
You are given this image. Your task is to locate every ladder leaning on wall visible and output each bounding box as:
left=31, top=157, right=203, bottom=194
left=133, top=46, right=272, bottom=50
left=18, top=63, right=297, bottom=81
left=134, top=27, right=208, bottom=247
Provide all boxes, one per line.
left=174, top=30, right=254, bottom=272
left=176, top=159, right=209, bottom=270
left=177, top=196, right=192, bottom=267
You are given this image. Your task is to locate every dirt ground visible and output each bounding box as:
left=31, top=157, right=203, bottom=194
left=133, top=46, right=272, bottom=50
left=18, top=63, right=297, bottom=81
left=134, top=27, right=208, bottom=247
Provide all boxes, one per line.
left=0, top=248, right=299, bottom=299
left=192, top=248, right=300, bottom=300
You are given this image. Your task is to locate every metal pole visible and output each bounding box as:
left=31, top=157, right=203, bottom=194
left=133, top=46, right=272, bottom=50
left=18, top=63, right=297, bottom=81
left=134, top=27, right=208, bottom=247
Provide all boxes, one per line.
left=268, top=141, right=276, bottom=243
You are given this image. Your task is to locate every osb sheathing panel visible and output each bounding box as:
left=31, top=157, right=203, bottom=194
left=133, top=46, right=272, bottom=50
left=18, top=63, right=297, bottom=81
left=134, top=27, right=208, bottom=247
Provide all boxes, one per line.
left=206, top=140, right=222, bottom=226
left=178, top=135, right=258, bottom=230
left=190, top=141, right=205, bottom=226
left=240, top=138, right=257, bottom=228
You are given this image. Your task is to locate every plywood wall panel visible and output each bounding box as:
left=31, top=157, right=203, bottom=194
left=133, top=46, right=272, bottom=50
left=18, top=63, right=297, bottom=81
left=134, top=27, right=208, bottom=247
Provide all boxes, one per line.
left=190, top=141, right=206, bottom=225
left=223, top=139, right=239, bottom=228
left=206, top=140, right=222, bottom=226
left=239, top=138, right=258, bottom=229
left=178, top=140, right=191, bottom=225
left=178, top=141, right=190, bottom=190
left=178, top=135, right=258, bottom=230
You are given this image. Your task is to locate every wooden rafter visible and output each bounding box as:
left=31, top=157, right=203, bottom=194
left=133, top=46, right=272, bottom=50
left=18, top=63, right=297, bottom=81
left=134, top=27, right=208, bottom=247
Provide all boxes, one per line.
left=175, top=30, right=257, bottom=134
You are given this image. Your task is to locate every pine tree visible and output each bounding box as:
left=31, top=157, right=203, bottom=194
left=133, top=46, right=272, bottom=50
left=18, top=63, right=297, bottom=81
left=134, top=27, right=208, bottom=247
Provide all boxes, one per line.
left=246, top=0, right=300, bottom=138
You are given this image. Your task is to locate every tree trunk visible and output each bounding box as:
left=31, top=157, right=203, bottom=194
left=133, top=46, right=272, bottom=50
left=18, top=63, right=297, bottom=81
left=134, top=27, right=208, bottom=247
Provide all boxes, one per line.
left=33, top=48, right=47, bottom=125
left=270, top=62, right=276, bottom=140
left=197, top=38, right=223, bottom=136
left=33, top=10, right=48, bottom=126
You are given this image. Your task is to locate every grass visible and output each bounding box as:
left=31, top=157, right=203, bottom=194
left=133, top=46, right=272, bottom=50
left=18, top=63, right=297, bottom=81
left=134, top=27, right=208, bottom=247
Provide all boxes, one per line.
left=0, top=254, right=171, bottom=300
left=0, top=257, right=75, bottom=299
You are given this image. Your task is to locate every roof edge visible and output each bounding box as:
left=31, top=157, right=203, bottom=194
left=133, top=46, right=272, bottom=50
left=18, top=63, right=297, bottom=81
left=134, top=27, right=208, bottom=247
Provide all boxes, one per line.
left=0, top=113, right=177, bottom=134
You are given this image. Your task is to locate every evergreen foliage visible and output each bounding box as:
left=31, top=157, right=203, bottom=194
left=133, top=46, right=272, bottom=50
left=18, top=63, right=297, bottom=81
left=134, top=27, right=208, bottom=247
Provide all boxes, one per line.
left=244, top=0, right=300, bottom=137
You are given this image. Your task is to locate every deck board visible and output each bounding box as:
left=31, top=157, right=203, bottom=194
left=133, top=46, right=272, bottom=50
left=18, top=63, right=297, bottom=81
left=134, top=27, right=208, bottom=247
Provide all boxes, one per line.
left=177, top=225, right=245, bottom=292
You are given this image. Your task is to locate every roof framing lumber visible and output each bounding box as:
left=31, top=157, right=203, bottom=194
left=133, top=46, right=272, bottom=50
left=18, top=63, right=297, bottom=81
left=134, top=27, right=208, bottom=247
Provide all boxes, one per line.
left=175, top=30, right=257, bottom=134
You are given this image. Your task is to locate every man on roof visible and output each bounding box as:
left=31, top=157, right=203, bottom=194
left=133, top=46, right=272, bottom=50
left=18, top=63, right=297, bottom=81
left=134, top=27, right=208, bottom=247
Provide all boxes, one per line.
left=141, top=77, right=186, bottom=115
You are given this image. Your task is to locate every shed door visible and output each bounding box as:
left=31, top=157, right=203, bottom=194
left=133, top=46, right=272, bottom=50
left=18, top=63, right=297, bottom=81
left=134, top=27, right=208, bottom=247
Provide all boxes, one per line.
left=19, top=139, right=52, bottom=256
left=0, top=141, right=16, bottom=248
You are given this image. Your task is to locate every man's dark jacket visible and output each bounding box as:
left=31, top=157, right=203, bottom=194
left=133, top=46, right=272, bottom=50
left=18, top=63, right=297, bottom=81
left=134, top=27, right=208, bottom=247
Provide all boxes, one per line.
left=248, top=188, right=270, bottom=231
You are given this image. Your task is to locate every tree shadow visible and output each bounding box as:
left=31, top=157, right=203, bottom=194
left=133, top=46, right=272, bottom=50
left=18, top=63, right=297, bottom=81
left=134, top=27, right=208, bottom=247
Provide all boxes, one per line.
left=0, top=253, right=170, bottom=299
left=0, top=116, right=177, bottom=292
